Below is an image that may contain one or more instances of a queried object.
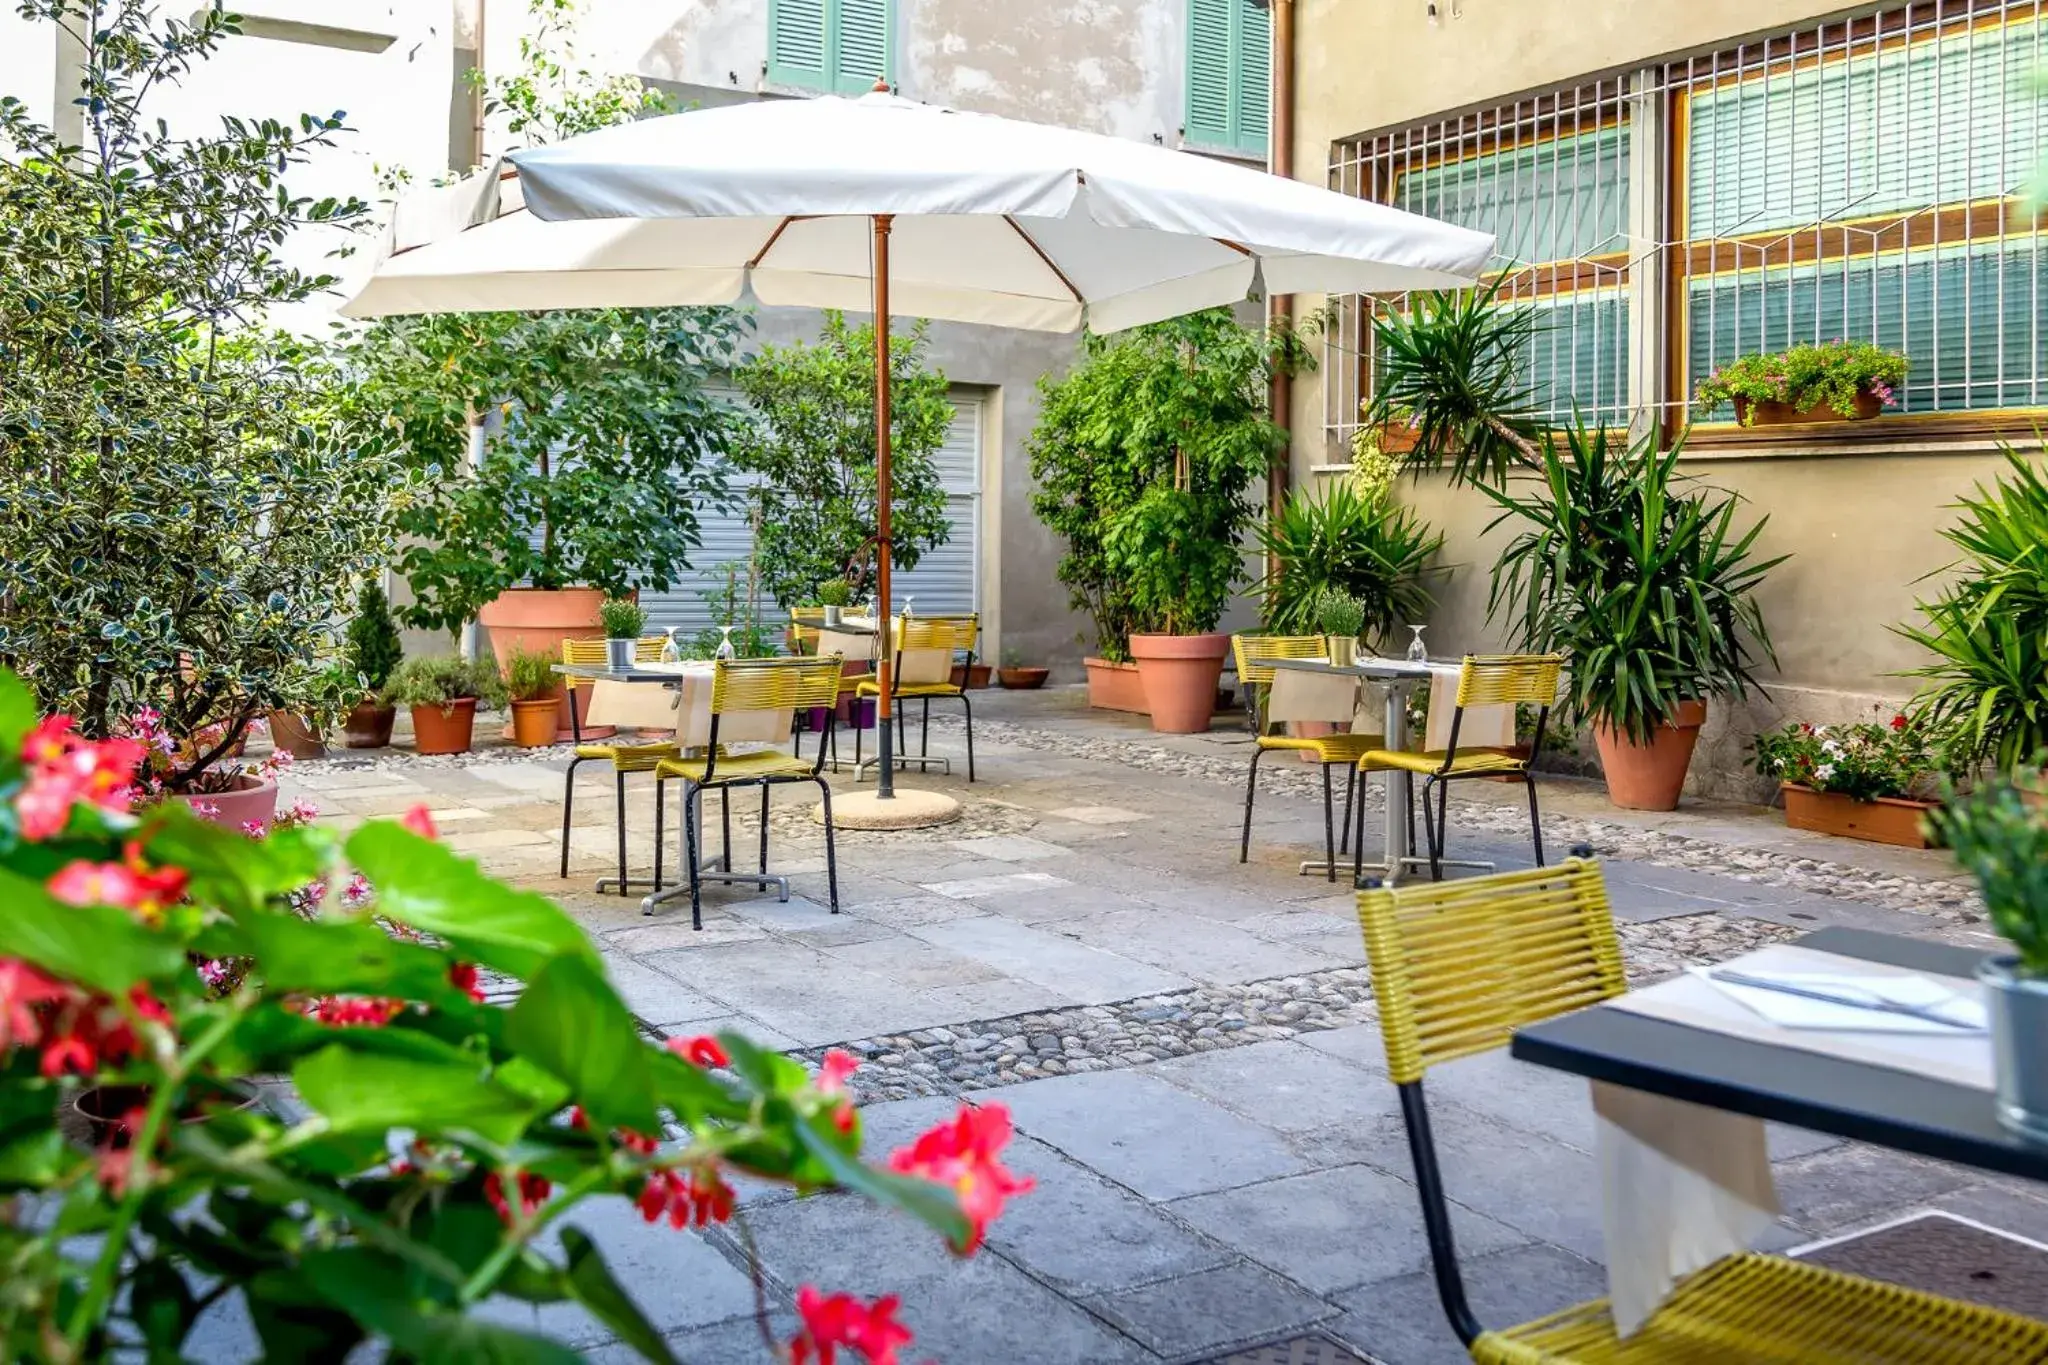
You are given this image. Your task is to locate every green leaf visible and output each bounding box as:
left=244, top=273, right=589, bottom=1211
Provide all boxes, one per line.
left=131, top=1256, right=199, bottom=1355
left=504, top=954, right=660, bottom=1135
left=346, top=823, right=593, bottom=980
left=238, top=911, right=467, bottom=1004
left=0, top=1129, right=68, bottom=1186
left=558, top=1227, right=681, bottom=1365
left=293, top=1043, right=549, bottom=1147
left=0, top=866, right=185, bottom=994
left=144, top=811, right=330, bottom=919
left=0, top=670, right=36, bottom=752
left=303, top=1249, right=584, bottom=1364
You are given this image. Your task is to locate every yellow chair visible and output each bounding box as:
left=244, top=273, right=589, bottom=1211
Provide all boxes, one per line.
left=1356, top=653, right=1560, bottom=883
left=788, top=605, right=826, bottom=655
left=560, top=638, right=682, bottom=894
left=1232, top=634, right=1384, bottom=882
left=650, top=655, right=844, bottom=929
left=853, top=613, right=979, bottom=782
left=1356, top=860, right=2048, bottom=1365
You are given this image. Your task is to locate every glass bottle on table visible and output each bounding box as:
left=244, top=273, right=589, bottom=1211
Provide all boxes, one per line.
left=1405, top=625, right=1428, bottom=663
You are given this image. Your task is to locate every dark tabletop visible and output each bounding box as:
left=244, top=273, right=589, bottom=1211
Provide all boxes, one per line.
left=1511, top=927, right=2043, bottom=1182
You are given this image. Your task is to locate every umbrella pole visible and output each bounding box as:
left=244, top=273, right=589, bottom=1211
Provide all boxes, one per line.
left=872, top=213, right=895, bottom=800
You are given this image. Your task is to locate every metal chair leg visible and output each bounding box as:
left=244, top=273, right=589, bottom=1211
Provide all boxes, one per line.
left=759, top=782, right=770, bottom=873
left=720, top=786, right=732, bottom=871
left=1428, top=776, right=1448, bottom=882
left=921, top=695, right=930, bottom=756
left=1525, top=772, right=1546, bottom=866
left=1340, top=765, right=1357, bottom=855
left=683, top=783, right=703, bottom=930
left=1352, top=765, right=1370, bottom=886
left=1321, top=762, right=1337, bottom=884
left=613, top=768, right=630, bottom=897
left=1239, top=746, right=1264, bottom=863
left=559, top=756, right=585, bottom=879
left=816, top=777, right=840, bottom=913
left=652, top=775, right=666, bottom=893
left=960, top=690, right=975, bottom=783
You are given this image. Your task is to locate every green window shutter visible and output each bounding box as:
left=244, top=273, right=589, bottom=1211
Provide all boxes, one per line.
left=768, top=0, right=829, bottom=89
left=1186, top=0, right=1234, bottom=148
left=1233, top=0, right=1270, bottom=156
left=831, top=0, right=891, bottom=95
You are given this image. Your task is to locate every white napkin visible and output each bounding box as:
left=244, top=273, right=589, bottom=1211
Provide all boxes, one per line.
left=1697, top=968, right=1988, bottom=1035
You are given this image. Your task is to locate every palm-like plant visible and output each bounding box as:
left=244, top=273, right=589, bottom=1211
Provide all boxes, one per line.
left=1481, top=425, right=1785, bottom=743
left=1897, top=450, right=2048, bottom=772
left=1366, top=276, right=1547, bottom=488
left=1252, top=481, right=1445, bottom=648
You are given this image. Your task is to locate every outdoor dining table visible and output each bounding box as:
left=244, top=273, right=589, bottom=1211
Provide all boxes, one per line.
left=554, top=660, right=798, bottom=916
left=1512, top=925, right=2041, bottom=1330
left=1265, top=655, right=1502, bottom=886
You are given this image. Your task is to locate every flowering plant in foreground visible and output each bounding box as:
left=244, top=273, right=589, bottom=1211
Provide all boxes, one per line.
left=1750, top=707, right=1962, bottom=804
left=1693, top=339, right=1909, bottom=423
left=0, top=668, right=1025, bottom=1361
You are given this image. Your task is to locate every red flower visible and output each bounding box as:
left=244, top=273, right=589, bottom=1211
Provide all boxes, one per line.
left=0, top=959, right=71, bottom=1050
left=483, top=1170, right=551, bottom=1224
left=665, top=1034, right=729, bottom=1069
left=448, top=962, right=487, bottom=1003
left=399, top=805, right=438, bottom=840
left=46, top=842, right=188, bottom=921
left=14, top=718, right=144, bottom=841
left=306, top=996, right=403, bottom=1027
left=816, top=1049, right=859, bottom=1134
left=636, top=1165, right=735, bottom=1228
left=1890, top=713, right=1910, bottom=732
left=888, top=1103, right=1034, bottom=1254
left=790, top=1286, right=914, bottom=1365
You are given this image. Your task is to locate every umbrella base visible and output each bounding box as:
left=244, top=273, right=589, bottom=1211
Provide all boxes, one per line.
left=819, top=788, right=961, bottom=831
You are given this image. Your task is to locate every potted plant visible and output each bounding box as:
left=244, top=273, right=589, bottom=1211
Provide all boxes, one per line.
left=1251, top=480, right=1444, bottom=650
left=998, top=647, right=1049, bottom=690
left=949, top=655, right=992, bottom=690
left=1935, top=779, right=2048, bottom=1141
left=1694, top=340, right=1908, bottom=427
left=386, top=656, right=504, bottom=756
left=599, top=596, right=646, bottom=669
left=1315, top=590, right=1367, bottom=669
left=502, top=646, right=562, bottom=748
left=1484, top=425, right=1785, bottom=811
left=122, top=710, right=289, bottom=831
left=1752, top=710, right=1958, bottom=848
left=342, top=583, right=404, bottom=749
left=818, top=577, right=853, bottom=628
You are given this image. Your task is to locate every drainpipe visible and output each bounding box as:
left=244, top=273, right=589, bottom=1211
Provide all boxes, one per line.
left=1265, top=0, right=1296, bottom=568
left=471, top=0, right=487, bottom=168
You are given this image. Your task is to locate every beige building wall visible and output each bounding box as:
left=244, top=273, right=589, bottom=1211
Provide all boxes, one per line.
left=1286, top=0, right=2042, bottom=800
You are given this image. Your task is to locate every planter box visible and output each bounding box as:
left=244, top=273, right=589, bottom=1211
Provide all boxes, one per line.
left=1781, top=783, right=1938, bottom=849
left=1735, top=391, right=1883, bottom=426
left=949, top=663, right=992, bottom=690
left=1083, top=657, right=1147, bottom=714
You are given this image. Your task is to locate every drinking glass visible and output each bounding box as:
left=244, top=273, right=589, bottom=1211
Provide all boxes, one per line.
left=715, top=626, right=736, bottom=661
left=1405, top=625, right=1428, bottom=663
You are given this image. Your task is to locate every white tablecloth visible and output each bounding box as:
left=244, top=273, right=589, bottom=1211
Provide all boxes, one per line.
left=1265, top=661, right=1516, bottom=751
left=584, top=662, right=791, bottom=749
left=817, top=622, right=954, bottom=686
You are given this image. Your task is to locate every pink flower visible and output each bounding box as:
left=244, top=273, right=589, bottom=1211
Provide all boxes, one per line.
left=665, top=1034, right=730, bottom=1069
left=399, top=805, right=438, bottom=840
left=791, top=1287, right=913, bottom=1365
left=888, top=1103, right=1034, bottom=1254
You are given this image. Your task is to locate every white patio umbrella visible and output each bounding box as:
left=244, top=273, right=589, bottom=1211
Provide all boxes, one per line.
left=346, top=88, right=1493, bottom=801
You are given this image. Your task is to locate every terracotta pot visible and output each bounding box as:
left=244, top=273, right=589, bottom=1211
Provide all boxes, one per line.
left=1129, top=632, right=1230, bottom=734
left=477, top=586, right=607, bottom=741
left=1735, top=390, right=1884, bottom=427
left=1083, top=657, right=1148, bottom=714
left=267, top=710, right=325, bottom=760
left=998, top=666, right=1049, bottom=690
left=343, top=700, right=396, bottom=749
left=1591, top=699, right=1707, bottom=811
left=1781, top=783, right=1938, bottom=849
left=949, top=663, right=992, bottom=690
left=1289, top=719, right=1340, bottom=763
left=172, top=776, right=280, bottom=831
left=509, top=698, right=559, bottom=748
left=74, top=1082, right=259, bottom=1147
left=410, top=698, right=479, bottom=755
left=1378, top=422, right=1421, bottom=454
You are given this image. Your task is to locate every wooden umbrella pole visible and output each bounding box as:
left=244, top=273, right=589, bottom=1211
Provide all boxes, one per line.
left=872, top=213, right=895, bottom=799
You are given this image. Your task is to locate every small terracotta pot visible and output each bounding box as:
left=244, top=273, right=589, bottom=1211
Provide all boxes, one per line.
left=949, top=663, right=992, bottom=690
left=1780, top=783, right=1938, bottom=848
left=411, top=698, right=479, bottom=755
left=998, top=666, right=1049, bottom=690
left=1128, top=632, right=1230, bottom=734
left=1735, top=390, right=1884, bottom=426
left=343, top=700, right=396, bottom=749
left=172, top=776, right=280, bottom=831
left=267, top=711, right=325, bottom=760
left=1083, top=657, right=1147, bottom=714
left=509, top=698, right=559, bottom=748
left=1591, top=699, right=1706, bottom=811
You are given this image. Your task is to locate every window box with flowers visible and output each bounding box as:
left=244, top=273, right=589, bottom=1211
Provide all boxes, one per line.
left=1750, top=710, right=1958, bottom=848
left=1695, top=341, right=1909, bottom=428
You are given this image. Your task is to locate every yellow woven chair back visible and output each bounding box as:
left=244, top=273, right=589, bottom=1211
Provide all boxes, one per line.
left=711, top=655, right=844, bottom=714
left=633, top=635, right=669, bottom=662
left=789, top=607, right=825, bottom=652
left=1357, top=860, right=1626, bottom=1085
left=897, top=614, right=978, bottom=654
left=1231, top=634, right=1325, bottom=688
left=1453, top=653, right=1563, bottom=710
left=562, top=638, right=608, bottom=666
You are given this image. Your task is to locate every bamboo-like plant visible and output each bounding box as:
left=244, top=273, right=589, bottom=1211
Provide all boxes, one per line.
left=1251, top=481, right=1444, bottom=648
left=1481, top=424, right=1785, bottom=743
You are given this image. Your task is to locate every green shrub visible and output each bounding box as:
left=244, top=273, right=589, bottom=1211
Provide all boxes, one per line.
left=599, top=597, right=646, bottom=639
left=1933, top=778, right=2048, bottom=975
left=386, top=656, right=506, bottom=711
left=1316, top=590, right=1366, bottom=640
left=502, top=646, right=559, bottom=703
left=1365, top=276, right=1546, bottom=488
left=344, top=584, right=405, bottom=697
left=1252, top=481, right=1443, bottom=647
left=817, top=579, right=854, bottom=608
left=1694, top=340, right=1907, bottom=423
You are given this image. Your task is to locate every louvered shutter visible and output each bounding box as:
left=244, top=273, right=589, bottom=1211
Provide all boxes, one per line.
left=768, top=0, right=829, bottom=89
left=831, top=0, right=890, bottom=95
left=1233, top=0, right=1270, bottom=156
left=894, top=394, right=981, bottom=620
left=1185, top=0, right=1234, bottom=148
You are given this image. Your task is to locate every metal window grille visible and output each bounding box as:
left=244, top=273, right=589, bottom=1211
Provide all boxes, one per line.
left=1322, top=0, right=2048, bottom=454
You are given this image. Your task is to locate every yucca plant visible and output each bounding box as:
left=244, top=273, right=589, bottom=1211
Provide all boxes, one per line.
left=1481, top=424, right=1785, bottom=743
left=1366, top=275, right=1547, bottom=488
left=1252, top=481, right=1445, bottom=648
left=1897, top=449, right=2048, bottom=773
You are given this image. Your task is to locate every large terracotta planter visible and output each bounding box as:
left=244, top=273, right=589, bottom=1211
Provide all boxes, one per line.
left=267, top=711, right=325, bottom=760
left=1129, top=632, right=1229, bottom=734
left=1781, top=783, right=1938, bottom=849
left=509, top=698, right=559, bottom=748
left=172, top=776, right=279, bottom=831
left=1083, top=658, right=1147, bottom=714
left=343, top=700, right=395, bottom=749
left=477, top=587, right=606, bottom=741
left=1735, top=390, right=1884, bottom=426
left=1591, top=699, right=1706, bottom=811
left=410, top=698, right=479, bottom=755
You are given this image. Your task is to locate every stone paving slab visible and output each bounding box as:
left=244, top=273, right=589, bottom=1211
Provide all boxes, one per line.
left=1082, top=1261, right=1338, bottom=1360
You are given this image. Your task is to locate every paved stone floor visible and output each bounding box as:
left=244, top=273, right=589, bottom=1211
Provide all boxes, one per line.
left=240, top=687, right=2037, bottom=1363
